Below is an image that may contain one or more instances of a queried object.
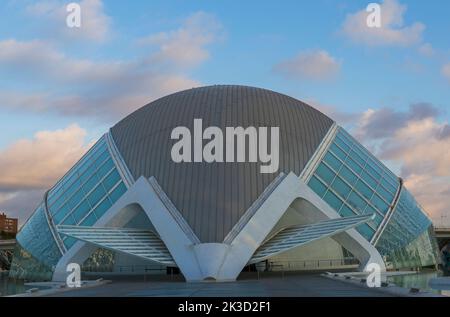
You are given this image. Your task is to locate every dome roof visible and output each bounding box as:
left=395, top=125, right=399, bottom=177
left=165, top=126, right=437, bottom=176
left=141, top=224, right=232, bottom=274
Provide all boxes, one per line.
left=111, top=85, right=334, bottom=242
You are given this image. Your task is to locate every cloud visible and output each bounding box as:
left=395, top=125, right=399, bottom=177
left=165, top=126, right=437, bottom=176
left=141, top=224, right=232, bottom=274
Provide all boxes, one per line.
left=442, top=63, right=450, bottom=82
left=137, top=11, right=223, bottom=68
left=316, top=99, right=449, bottom=225
left=345, top=104, right=449, bottom=225
left=274, top=50, right=341, bottom=81
left=0, top=124, right=93, bottom=224
left=26, top=0, right=111, bottom=42
left=341, top=0, right=425, bottom=46
left=0, top=12, right=222, bottom=121
left=379, top=118, right=450, bottom=176
left=354, top=102, right=441, bottom=140
left=0, top=124, right=90, bottom=191
left=0, top=189, right=46, bottom=226
left=0, top=39, right=124, bottom=83
left=418, top=43, right=434, bottom=57
left=379, top=119, right=450, bottom=226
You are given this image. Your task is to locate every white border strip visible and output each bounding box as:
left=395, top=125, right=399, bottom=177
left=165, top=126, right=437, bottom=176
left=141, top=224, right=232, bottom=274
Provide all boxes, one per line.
left=106, top=131, right=135, bottom=188
left=299, top=122, right=339, bottom=183
left=43, top=191, right=67, bottom=254
left=148, top=176, right=201, bottom=244
left=223, top=172, right=287, bottom=244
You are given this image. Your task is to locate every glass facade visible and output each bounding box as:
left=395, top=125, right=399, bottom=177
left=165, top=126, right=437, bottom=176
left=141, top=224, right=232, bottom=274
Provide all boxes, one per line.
left=10, top=133, right=128, bottom=280
left=10, top=124, right=440, bottom=280
left=15, top=204, right=62, bottom=268
left=375, top=189, right=440, bottom=269
left=308, top=128, right=400, bottom=241
left=8, top=243, right=54, bottom=281
left=46, top=135, right=127, bottom=250
left=307, top=126, right=439, bottom=269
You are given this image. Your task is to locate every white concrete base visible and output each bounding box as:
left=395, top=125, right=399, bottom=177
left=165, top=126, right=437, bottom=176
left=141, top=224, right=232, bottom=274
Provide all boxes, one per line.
left=53, top=172, right=385, bottom=283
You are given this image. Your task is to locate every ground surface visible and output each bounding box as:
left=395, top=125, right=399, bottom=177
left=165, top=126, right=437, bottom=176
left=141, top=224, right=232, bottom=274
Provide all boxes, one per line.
left=44, top=273, right=393, bottom=297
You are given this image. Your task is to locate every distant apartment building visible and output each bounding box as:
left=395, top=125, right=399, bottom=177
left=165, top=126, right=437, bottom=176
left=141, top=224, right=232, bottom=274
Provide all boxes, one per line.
left=0, top=213, right=18, bottom=235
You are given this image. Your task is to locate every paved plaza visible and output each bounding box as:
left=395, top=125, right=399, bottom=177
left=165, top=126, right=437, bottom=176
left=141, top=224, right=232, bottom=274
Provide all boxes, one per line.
left=44, top=273, right=394, bottom=297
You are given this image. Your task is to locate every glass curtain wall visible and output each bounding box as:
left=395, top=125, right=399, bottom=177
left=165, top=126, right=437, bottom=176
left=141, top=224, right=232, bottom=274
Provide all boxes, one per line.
left=46, top=135, right=127, bottom=250
left=307, top=127, right=400, bottom=241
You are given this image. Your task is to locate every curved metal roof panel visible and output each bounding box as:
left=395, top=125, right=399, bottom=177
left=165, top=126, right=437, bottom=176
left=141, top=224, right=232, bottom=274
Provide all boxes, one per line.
left=110, top=85, right=334, bottom=242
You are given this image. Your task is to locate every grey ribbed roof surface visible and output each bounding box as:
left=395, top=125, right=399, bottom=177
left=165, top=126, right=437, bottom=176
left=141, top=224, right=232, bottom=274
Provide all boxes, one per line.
left=111, top=85, right=334, bottom=243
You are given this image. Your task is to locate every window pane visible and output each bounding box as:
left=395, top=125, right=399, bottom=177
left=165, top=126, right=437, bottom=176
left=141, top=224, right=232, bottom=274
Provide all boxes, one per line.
left=334, top=136, right=351, bottom=153
left=324, top=152, right=342, bottom=172
left=109, top=182, right=127, bottom=203
left=357, top=224, right=375, bottom=240
left=97, top=158, right=115, bottom=178
left=79, top=162, right=97, bottom=183
left=316, top=162, right=335, bottom=184
left=371, top=194, right=390, bottom=214
left=373, top=213, right=384, bottom=226
left=324, top=190, right=343, bottom=211
left=66, top=187, right=85, bottom=210
left=63, top=178, right=81, bottom=199
left=345, top=157, right=363, bottom=174
left=80, top=212, right=97, bottom=226
left=83, top=173, right=100, bottom=194
left=361, top=170, right=378, bottom=189
left=365, top=163, right=381, bottom=181
left=331, top=176, right=351, bottom=199
left=103, top=170, right=121, bottom=191
left=381, top=177, right=397, bottom=194
left=364, top=205, right=382, bottom=228
left=340, top=205, right=356, bottom=217
left=87, top=184, right=107, bottom=207
left=62, top=170, right=79, bottom=189
left=94, top=150, right=110, bottom=168
left=94, top=198, right=112, bottom=219
left=330, top=143, right=347, bottom=160
left=338, top=130, right=353, bottom=146
left=368, top=158, right=383, bottom=175
left=339, top=165, right=358, bottom=186
left=62, top=215, right=76, bottom=225
left=355, top=179, right=373, bottom=200
left=63, top=237, right=77, bottom=249
left=77, top=157, right=93, bottom=177
left=53, top=203, right=71, bottom=223
left=353, top=145, right=368, bottom=162
left=308, top=176, right=327, bottom=197
left=48, top=185, right=64, bottom=204
left=53, top=209, right=68, bottom=224
left=49, top=194, right=67, bottom=214
left=378, top=185, right=394, bottom=203
left=350, top=149, right=365, bottom=167
left=72, top=200, right=91, bottom=223
left=348, top=191, right=366, bottom=213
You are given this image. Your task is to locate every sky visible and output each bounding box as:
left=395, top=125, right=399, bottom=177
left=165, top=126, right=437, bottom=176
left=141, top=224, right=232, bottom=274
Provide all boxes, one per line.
left=0, top=0, right=449, bottom=226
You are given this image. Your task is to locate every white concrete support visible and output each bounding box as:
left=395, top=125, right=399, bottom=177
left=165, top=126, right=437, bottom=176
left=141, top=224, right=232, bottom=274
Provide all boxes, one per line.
left=53, top=176, right=203, bottom=282
left=53, top=172, right=385, bottom=283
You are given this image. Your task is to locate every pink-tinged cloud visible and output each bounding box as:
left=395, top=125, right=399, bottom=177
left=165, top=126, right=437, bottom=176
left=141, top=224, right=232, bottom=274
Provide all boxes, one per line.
left=319, top=101, right=450, bottom=226
left=0, top=124, right=91, bottom=191
left=274, top=50, right=341, bottom=81
left=442, top=63, right=450, bottom=83
left=0, top=12, right=223, bottom=121
left=137, top=11, right=224, bottom=69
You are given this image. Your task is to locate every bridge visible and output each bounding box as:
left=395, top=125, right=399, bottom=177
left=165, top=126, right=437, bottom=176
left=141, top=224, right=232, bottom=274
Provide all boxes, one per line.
left=0, top=240, right=16, bottom=271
